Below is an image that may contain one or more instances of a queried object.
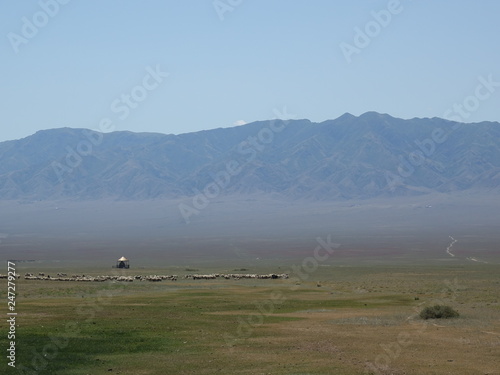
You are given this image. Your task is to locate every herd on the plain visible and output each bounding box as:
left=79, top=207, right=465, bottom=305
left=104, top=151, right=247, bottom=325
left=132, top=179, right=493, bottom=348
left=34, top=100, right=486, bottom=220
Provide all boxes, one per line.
left=5, top=272, right=289, bottom=282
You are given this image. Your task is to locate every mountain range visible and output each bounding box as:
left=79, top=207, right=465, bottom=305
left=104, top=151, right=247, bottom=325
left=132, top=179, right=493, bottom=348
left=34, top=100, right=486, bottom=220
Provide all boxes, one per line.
left=1, top=112, right=499, bottom=201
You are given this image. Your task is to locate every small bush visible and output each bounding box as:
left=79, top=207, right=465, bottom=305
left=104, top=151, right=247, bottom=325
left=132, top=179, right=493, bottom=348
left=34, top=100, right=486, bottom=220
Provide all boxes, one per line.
left=419, top=305, right=459, bottom=320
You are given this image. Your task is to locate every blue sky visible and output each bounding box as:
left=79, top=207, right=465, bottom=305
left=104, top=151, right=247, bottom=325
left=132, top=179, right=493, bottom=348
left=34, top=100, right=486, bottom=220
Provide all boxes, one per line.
left=1, top=0, right=499, bottom=142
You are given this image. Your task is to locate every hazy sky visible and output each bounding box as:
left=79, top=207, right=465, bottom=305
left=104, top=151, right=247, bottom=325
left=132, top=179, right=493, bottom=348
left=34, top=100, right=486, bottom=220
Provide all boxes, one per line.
left=1, top=0, right=499, bottom=142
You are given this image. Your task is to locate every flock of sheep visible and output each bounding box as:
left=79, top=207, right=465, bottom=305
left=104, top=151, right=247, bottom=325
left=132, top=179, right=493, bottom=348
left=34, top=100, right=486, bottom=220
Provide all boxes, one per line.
left=22, top=273, right=176, bottom=282
left=17, top=272, right=289, bottom=282
left=185, top=273, right=289, bottom=280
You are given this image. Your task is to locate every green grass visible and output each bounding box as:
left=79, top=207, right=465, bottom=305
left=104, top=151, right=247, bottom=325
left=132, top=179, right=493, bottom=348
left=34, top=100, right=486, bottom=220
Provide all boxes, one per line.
left=3, top=284, right=375, bottom=374
left=2, top=264, right=499, bottom=374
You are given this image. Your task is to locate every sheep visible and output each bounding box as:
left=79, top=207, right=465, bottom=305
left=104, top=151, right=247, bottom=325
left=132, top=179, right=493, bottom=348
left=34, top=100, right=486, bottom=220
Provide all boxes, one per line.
left=21, top=271, right=288, bottom=282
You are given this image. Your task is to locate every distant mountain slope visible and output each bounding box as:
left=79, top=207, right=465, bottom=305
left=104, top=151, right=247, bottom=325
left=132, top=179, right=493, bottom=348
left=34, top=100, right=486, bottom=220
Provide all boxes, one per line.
left=1, top=112, right=499, bottom=200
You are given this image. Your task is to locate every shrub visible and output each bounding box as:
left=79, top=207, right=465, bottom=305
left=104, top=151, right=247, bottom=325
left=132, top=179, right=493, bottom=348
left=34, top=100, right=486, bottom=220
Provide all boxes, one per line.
left=419, top=305, right=459, bottom=319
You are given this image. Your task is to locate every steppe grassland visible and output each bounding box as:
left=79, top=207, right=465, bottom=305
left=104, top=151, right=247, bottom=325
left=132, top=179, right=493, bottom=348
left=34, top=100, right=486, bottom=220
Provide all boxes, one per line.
left=2, top=264, right=499, bottom=374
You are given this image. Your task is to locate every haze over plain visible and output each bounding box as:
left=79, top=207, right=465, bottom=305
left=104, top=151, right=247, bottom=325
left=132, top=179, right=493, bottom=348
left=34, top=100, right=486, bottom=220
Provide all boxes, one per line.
left=1, top=113, right=499, bottom=266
